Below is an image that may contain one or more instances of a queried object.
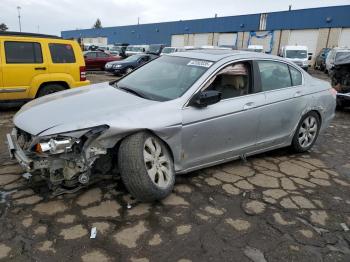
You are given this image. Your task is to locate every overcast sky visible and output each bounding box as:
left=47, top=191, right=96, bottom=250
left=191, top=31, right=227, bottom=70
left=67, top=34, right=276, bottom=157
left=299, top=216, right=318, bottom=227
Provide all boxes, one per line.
left=0, top=0, right=349, bottom=35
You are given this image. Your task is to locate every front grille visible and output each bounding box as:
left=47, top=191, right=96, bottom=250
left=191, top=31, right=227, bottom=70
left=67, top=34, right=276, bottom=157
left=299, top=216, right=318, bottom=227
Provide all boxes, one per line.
left=16, top=128, right=33, bottom=151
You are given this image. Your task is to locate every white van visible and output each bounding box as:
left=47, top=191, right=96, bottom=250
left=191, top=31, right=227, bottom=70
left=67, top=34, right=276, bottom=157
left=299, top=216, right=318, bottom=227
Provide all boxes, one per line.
left=281, top=45, right=310, bottom=71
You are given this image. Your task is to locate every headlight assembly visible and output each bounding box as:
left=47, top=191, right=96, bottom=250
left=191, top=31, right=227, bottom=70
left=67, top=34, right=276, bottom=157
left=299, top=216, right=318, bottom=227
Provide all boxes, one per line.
left=35, top=137, right=78, bottom=154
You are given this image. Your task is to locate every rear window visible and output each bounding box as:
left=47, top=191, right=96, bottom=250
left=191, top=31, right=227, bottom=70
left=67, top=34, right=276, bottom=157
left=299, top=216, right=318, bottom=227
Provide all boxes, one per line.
left=49, top=43, right=76, bottom=63
left=4, top=41, right=43, bottom=64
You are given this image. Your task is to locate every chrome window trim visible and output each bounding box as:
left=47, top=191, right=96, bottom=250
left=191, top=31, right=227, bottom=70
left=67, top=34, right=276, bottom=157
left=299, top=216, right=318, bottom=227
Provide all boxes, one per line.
left=183, top=57, right=305, bottom=108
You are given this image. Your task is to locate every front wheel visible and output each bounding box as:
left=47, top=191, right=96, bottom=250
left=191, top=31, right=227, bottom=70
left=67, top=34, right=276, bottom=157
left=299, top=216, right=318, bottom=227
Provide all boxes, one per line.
left=291, top=112, right=320, bottom=153
left=118, top=132, right=175, bottom=202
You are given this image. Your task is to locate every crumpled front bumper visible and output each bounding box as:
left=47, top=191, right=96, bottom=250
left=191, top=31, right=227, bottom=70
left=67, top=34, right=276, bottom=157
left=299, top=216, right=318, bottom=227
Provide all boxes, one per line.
left=7, top=131, right=33, bottom=171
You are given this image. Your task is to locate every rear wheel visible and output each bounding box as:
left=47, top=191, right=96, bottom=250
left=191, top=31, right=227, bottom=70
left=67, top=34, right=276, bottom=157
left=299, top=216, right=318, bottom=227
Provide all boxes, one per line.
left=37, top=84, right=66, bottom=97
left=291, top=112, right=320, bottom=153
left=118, top=132, right=175, bottom=202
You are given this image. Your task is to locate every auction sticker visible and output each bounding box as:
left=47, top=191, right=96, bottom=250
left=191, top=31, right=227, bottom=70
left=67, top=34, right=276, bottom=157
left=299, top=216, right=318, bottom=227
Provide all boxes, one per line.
left=187, top=60, right=213, bottom=68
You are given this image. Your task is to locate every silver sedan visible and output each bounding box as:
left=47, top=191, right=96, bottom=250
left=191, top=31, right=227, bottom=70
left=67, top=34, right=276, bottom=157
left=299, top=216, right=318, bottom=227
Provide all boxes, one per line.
left=7, top=50, right=336, bottom=201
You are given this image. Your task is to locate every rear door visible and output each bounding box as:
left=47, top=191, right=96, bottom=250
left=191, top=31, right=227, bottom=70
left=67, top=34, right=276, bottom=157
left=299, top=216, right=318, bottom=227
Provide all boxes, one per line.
left=1, top=39, right=47, bottom=100
left=0, top=39, right=3, bottom=100
left=48, top=42, right=78, bottom=82
left=255, top=60, right=306, bottom=147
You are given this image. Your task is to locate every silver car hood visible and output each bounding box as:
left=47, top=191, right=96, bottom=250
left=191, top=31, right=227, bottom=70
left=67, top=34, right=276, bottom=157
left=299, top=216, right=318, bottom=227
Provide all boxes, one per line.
left=14, top=83, right=157, bottom=136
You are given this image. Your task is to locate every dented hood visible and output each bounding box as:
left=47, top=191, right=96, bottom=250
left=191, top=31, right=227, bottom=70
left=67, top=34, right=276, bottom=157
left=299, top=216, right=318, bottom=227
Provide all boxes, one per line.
left=14, top=82, right=157, bottom=136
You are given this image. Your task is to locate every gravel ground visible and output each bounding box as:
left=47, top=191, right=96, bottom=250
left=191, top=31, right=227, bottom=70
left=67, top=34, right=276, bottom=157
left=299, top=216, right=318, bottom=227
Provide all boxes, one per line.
left=0, top=70, right=350, bottom=262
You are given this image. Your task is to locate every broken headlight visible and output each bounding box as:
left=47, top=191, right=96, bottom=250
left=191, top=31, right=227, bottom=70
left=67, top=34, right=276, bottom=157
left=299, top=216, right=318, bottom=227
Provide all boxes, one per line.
left=33, top=125, right=109, bottom=155
left=35, top=137, right=78, bottom=154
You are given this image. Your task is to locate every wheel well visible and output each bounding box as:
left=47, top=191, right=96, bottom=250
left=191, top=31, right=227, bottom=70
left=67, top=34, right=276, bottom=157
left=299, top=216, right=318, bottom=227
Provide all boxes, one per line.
left=309, top=110, right=322, bottom=125
left=114, top=130, right=175, bottom=162
left=36, top=81, right=69, bottom=98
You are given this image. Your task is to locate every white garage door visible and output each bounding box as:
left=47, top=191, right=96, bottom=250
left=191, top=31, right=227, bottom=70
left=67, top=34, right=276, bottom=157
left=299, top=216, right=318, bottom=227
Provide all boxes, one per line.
left=193, top=33, right=210, bottom=47
left=218, top=33, right=238, bottom=46
left=288, top=29, right=319, bottom=54
left=171, top=35, right=185, bottom=47
left=339, top=28, right=350, bottom=48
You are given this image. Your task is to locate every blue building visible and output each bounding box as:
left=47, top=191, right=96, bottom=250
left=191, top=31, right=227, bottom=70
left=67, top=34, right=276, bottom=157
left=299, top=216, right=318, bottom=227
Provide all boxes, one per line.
left=61, top=5, right=350, bottom=56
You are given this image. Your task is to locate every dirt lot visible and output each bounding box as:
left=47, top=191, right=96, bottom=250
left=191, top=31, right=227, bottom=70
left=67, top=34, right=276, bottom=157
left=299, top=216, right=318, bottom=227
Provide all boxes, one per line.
left=1, top=70, right=350, bottom=262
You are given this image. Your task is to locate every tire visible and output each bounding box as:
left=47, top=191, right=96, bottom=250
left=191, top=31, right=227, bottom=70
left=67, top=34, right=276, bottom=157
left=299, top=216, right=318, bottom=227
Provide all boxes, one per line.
left=118, top=132, right=175, bottom=202
left=125, top=67, right=133, bottom=74
left=291, top=112, right=321, bottom=153
left=37, top=84, right=66, bottom=97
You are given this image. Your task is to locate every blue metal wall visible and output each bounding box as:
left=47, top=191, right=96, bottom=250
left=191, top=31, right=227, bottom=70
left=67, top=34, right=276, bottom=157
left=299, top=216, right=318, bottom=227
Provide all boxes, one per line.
left=61, top=5, right=350, bottom=45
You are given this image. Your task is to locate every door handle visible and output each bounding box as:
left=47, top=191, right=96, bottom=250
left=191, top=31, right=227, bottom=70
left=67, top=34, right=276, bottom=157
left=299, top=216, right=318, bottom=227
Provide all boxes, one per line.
left=35, top=67, right=47, bottom=70
left=294, top=91, right=302, bottom=97
left=243, top=102, right=255, bottom=110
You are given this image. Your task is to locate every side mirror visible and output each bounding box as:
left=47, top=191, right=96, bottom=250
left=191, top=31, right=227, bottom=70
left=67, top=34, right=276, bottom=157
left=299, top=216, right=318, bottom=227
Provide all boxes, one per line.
left=191, top=90, right=222, bottom=107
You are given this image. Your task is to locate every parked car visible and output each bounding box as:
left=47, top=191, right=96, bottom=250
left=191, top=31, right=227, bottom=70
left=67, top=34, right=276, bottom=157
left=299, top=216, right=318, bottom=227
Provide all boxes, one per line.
left=105, top=54, right=157, bottom=75
left=125, top=45, right=149, bottom=56
left=325, top=47, right=350, bottom=74
left=147, top=44, right=165, bottom=55
left=280, top=45, right=311, bottom=71
left=329, top=51, right=350, bottom=109
left=160, top=47, right=179, bottom=55
left=314, top=48, right=331, bottom=71
left=247, top=45, right=264, bottom=52
left=0, top=31, right=90, bottom=105
left=7, top=50, right=336, bottom=202
left=83, top=51, right=121, bottom=70
left=109, top=45, right=128, bottom=58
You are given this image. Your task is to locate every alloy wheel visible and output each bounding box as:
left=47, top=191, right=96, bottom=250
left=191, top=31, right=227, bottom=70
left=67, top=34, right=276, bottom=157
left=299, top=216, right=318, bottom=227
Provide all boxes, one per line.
left=143, top=137, right=172, bottom=188
left=298, top=116, right=318, bottom=148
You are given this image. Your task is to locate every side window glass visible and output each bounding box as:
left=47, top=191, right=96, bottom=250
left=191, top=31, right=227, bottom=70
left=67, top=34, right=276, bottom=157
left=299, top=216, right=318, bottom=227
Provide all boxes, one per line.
left=257, top=61, right=291, bottom=91
left=207, top=62, right=251, bottom=99
left=289, top=66, right=302, bottom=86
left=49, top=43, right=76, bottom=63
left=97, top=52, right=108, bottom=58
left=5, top=41, right=43, bottom=64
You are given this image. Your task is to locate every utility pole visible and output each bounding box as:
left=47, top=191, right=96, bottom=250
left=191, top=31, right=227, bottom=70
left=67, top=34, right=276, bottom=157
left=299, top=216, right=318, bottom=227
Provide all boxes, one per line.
left=37, top=25, right=39, bottom=33
left=17, top=6, right=22, bottom=32
left=137, top=17, right=140, bottom=25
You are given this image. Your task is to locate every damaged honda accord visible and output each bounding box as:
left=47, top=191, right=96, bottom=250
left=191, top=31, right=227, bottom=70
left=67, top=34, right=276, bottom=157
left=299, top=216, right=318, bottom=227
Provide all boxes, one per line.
left=7, top=50, right=336, bottom=201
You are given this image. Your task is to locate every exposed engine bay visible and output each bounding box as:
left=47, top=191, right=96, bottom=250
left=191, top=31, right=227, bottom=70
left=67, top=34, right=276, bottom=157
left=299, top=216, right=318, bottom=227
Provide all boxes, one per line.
left=8, top=126, right=117, bottom=196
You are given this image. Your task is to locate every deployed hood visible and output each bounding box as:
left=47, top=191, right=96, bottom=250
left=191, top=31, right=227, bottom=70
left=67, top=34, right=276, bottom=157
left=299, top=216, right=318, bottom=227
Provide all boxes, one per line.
left=14, top=83, right=157, bottom=136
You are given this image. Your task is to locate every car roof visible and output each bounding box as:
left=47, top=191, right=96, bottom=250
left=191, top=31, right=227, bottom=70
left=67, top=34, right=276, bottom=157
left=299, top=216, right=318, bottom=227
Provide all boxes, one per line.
left=169, top=49, right=278, bottom=62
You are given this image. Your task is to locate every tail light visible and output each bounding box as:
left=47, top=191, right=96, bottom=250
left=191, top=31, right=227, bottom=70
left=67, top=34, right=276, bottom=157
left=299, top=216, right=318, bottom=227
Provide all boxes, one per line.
left=80, top=66, right=86, bottom=81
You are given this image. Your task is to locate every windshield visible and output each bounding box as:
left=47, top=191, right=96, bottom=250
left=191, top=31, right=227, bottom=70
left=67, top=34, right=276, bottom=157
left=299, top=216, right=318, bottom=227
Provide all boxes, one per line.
left=286, top=50, right=307, bottom=59
left=124, top=55, right=144, bottom=62
left=162, top=47, right=175, bottom=54
left=114, top=56, right=212, bottom=101
left=126, top=46, right=133, bottom=51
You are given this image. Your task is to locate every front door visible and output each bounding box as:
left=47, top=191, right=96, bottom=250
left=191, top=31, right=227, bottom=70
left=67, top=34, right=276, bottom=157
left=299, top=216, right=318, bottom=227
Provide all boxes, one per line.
left=181, top=61, right=265, bottom=170
left=1, top=39, right=47, bottom=100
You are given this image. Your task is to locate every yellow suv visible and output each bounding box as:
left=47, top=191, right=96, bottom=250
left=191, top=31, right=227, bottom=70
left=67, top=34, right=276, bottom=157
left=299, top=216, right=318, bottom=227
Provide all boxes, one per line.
left=0, top=32, right=90, bottom=104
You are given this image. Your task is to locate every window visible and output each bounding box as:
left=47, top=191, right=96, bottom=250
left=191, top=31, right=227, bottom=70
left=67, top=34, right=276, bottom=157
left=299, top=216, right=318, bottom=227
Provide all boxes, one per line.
left=5, top=41, right=43, bottom=64
left=49, top=43, right=75, bottom=63
left=207, top=62, right=251, bottom=99
left=85, top=52, right=97, bottom=58
left=257, top=61, right=291, bottom=91
left=289, top=66, right=302, bottom=86
left=97, top=52, right=108, bottom=58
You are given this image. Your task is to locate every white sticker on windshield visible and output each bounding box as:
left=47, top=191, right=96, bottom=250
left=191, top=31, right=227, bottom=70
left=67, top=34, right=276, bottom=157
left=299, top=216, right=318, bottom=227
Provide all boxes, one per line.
left=187, top=60, right=213, bottom=68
